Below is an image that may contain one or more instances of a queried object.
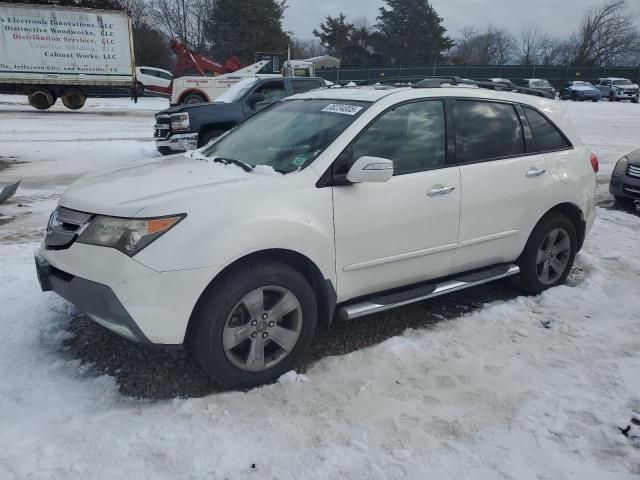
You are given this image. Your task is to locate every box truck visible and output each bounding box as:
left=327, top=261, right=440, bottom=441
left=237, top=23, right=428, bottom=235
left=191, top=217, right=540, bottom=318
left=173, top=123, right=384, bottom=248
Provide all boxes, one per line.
left=0, top=2, right=136, bottom=110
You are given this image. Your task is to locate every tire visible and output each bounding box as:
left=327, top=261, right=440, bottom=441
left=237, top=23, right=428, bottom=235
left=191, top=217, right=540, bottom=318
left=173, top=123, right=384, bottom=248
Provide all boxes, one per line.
left=614, top=195, right=636, bottom=207
left=61, top=89, right=86, bottom=110
left=592, top=99, right=599, bottom=102
left=181, top=92, right=206, bottom=105
left=188, top=260, right=317, bottom=388
left=632, top=97, right=639, bottom=104
left=197, top=128, right=226, bottom=148
left=609, top=92, right=615, bottom=102
left=28, top=90, right=55, bottom=110
left=518, top=214, right=577, bottom=294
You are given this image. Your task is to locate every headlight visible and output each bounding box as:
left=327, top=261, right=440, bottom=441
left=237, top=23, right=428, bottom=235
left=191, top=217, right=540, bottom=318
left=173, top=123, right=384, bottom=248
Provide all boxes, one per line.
left=613, top=156, right=628, bottom=175
left=77, top=214, right=185, bottom=256
left=171, top=112, right=190, bottom=132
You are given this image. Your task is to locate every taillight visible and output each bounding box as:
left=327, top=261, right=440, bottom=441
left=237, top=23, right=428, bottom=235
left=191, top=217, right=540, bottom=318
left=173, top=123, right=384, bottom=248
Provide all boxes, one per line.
left=590, top=153, right=599, bottom=173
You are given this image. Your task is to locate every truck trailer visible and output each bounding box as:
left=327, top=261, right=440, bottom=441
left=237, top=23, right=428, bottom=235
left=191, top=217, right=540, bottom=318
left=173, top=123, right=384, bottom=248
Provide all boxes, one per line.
left=0, top=2, right=136, bottom=110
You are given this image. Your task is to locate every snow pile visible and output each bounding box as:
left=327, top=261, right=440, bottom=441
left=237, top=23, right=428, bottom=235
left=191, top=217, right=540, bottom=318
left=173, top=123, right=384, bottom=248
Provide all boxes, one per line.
left=1, top=208, right=639, bottom=479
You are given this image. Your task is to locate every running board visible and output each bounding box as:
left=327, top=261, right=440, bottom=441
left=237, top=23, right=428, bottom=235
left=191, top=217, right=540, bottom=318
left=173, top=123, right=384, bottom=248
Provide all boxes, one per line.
left=338, top=264, right=520, bottom=321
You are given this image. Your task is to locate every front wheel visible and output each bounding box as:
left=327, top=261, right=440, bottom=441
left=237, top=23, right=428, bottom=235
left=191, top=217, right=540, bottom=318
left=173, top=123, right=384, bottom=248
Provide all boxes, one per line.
left=609, top=92, right=615, bottom=102
left=518, top=214, right=577, bottom=294
left=614, top=195, right=636, bottom=208
left=181, top=92, right=206, bottom=105
left=188, top=261, right=317, bottom=388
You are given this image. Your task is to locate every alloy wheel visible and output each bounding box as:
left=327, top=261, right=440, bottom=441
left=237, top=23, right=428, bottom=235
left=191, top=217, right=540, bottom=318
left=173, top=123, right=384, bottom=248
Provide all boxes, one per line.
left=222, top=286, right=302, bottom=372
left=536, top=227, right=571, bottom=285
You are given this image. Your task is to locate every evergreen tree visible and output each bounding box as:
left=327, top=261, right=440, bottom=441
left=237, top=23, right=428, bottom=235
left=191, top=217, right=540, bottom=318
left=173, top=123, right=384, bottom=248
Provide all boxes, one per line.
left=373, top=0, right=453, bottom=66
left=207, top=0, right=290, bottom=64
left=313, top=14, right=373, bottom=67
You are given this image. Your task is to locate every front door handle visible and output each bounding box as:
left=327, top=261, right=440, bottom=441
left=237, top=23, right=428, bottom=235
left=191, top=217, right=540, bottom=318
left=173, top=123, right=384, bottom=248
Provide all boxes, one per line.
left=526, top=167, right=546, bottom=178
left=427, top=185, right=456, bottom=197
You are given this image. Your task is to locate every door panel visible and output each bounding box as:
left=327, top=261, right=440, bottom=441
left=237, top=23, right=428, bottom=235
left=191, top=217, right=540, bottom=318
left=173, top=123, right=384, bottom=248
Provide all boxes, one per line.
left=453, top=154, right=556, bottom=272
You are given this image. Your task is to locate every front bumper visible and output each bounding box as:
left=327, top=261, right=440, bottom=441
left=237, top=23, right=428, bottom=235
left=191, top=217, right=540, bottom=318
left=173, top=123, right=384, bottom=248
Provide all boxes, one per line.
left=35, top=242, right=221, bottom=345
left=610, top=172, right=640, bottom=200
left=613, top=90, right=639, bottom=100
left=155, top=133, right=198, bottom=154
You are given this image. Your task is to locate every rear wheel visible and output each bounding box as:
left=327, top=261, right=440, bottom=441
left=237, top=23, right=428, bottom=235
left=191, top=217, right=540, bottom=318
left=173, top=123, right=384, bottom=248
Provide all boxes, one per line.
left=189, top=261, right=317, bottom=388
left=632, top=96, right=639, bottom=104
left=518, top=214, right=577, bottom=294
left=609, top=92, right=615, bottom=102
left=61, top=89, right=86, bottom=110
left=182, top=92, right=206, bottom=105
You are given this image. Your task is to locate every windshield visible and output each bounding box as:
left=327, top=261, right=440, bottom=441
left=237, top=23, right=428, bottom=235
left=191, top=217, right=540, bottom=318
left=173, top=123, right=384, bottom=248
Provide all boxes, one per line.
left=531, top=80, right=552, bottom=88
left=216, top=78, right=260, bottom=103
left=202, top=99, right=370, bottom=173
left=613, top=79, right=633, bottom=86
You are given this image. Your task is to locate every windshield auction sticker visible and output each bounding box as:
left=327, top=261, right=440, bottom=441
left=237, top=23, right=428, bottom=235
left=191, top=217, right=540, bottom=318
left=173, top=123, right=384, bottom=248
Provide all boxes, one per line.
left=321, top=104, right=363, bottom=115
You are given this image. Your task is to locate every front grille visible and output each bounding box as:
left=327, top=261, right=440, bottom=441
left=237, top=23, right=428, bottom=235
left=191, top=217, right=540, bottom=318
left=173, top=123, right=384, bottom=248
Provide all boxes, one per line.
left=45, top=206, right=93, bottom=250
left=627, top=164, right=640, bottom=178
left=154, top=114, right=171, bottom=139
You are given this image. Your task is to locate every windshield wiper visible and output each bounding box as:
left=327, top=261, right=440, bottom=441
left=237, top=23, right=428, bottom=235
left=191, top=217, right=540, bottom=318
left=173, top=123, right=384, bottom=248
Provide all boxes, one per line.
left=211, top=156, right=254, bottom=173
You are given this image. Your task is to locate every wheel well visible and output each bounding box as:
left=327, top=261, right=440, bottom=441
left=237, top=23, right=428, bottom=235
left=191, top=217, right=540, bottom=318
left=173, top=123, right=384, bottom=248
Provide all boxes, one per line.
left=186, top=249, right=336, bottom=341
left=540, top=203, right=587, bottom=250
left=179, top=89, right=207, bottom=103
left=198, top=122, right=236, bottom=145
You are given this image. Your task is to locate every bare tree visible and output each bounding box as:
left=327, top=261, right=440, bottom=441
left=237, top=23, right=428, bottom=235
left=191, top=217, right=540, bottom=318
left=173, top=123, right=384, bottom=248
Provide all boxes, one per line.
left=290, top=38, right=327, bottom=59
left=450, top=26, right=516, bottom=65
left=519, top=24, right=547, bottom=65
left=149, top=0, right=212, bottom=51
left=570, top=0, right=640, bottom=66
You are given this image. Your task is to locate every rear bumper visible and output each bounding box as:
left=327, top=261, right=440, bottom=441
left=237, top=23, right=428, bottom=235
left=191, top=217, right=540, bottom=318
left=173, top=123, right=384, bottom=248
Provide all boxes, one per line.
left=610, top=172, right=640, bottom=199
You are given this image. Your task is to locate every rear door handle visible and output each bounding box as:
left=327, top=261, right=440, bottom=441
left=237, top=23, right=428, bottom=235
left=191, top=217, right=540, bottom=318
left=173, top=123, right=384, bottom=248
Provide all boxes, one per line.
left=526, top=167, right=546, bottom=178
left=427, top=185, right=456, bottom=196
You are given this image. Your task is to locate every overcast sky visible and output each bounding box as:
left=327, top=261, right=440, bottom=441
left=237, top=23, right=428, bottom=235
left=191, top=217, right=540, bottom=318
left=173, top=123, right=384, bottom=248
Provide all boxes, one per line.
left=283, top=0, right=640, bottom=41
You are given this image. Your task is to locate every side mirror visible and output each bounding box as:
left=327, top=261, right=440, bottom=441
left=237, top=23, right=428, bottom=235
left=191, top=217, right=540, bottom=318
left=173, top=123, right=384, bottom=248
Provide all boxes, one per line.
left=247, top=92, right=265, bottom=107
left=346, top=156, right=394, bottom=184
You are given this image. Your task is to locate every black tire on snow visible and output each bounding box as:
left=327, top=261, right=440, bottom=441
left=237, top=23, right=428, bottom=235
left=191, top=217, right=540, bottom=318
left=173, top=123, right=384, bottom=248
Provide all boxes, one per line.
left=518, top=214, right=577, bottom=294
left=182, top=93, right=205, bottom=105
left=188, top=260, right=317, bottom=388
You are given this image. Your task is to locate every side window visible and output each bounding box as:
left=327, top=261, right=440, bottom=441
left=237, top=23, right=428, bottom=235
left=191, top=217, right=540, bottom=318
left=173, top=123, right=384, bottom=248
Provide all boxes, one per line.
left=291, top=80, right=321, bottom=94
left=454, top=100, right=524, bottom=163
left=140, top=68, right=151, bottom=76
left=158, top=71, right=172, bottom=80
left=251, top=81, right=286, bottom=110
left=523, top=106, right=571, bottom=152
left=350, top=100, right=446, bottom=176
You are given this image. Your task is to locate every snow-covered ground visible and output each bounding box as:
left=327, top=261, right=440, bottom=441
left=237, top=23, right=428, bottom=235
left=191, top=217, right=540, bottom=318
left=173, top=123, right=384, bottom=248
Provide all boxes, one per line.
left=1, top=94, right=640, bottom=479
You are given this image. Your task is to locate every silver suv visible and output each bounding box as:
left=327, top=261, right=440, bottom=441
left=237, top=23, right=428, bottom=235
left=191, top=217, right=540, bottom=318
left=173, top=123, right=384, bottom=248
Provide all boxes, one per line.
left=595, top=78, right=639, bottom=103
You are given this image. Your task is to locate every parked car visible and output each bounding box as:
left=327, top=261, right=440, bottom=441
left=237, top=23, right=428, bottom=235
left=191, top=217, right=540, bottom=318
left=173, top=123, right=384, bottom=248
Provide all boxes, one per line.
left=560, top=81, right=601, bottom=102
left=135, top=67, right=173, bottom=96
left=155, top=76, right=325, bottom=154
left=610, top=149, right=640, bottom=206
left=517, top=78, right=556, bottom=97
left=486, top=78, right=516, bottom=88
left=36, top=82, right=596, bottom=387
left=595, top=78, right=639, bottom=103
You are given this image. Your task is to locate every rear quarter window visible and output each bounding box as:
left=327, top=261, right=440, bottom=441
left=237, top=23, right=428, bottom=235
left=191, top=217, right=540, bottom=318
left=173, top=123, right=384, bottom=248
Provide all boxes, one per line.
left=523, top=106, right=571, bottom=152
left=454, top=100, right=525, bottom=163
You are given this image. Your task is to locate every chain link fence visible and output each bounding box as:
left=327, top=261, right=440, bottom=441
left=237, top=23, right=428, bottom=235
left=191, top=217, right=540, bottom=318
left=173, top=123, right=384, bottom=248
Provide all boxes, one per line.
left=316, top=65, right=640, bottom=90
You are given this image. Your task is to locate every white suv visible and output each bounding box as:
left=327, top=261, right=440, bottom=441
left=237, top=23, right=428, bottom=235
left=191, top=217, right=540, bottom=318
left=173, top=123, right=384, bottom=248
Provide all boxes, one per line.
left=36, top=79, right=597, bottom=387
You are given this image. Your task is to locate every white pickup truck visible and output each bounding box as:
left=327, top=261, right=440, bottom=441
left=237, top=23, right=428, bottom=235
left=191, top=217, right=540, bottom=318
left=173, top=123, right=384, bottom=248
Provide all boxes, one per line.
left=0, top=2, right=136, bottom=110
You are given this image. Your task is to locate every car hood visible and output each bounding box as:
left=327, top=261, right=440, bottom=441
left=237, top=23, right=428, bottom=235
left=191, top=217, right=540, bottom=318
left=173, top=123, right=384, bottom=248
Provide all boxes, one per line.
left=59, top=153, right=278, bottom=217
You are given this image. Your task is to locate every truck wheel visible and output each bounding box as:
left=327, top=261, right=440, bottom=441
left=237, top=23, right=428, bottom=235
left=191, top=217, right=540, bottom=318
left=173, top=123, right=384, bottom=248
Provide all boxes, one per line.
left=61, top=89, right=86, bottom=110
left=182, top=92, right=206, bottom=105
left=518, top=214, right=577, bottom=294
left=609, top=92, right=615, bottom=102
left=632, top=97, right=639, bottom=104
left=188, top=260, right=317, bottom=388
left=28, top=90, right=55, bottom=110
left=198, top=129, right=225, bottom=148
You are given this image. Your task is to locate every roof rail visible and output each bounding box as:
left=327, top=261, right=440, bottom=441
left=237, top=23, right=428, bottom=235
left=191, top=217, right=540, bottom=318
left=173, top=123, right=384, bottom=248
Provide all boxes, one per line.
left=412, top=76, right=554, bottom=99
